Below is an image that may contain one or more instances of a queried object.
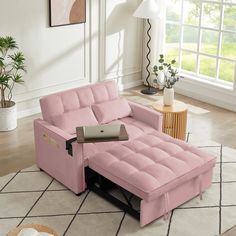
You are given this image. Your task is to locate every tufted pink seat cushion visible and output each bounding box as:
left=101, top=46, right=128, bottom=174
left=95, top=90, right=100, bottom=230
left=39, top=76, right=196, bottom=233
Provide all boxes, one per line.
left=88, top=130, right=216, bottom=202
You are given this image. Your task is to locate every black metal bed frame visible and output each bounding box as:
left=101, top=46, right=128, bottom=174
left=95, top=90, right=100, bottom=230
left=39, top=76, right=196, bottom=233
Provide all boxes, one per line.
left=85, top=167, right=140, bottom=220
left=65, top=137, right=77, bottom=156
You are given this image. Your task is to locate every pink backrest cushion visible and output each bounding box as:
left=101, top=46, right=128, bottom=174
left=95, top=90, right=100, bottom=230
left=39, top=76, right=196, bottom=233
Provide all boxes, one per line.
left=92, top=98, right=132, bottom=124
left=52, top=107, right=98, bottom=134
left=40, top=80, right=119, bottom=124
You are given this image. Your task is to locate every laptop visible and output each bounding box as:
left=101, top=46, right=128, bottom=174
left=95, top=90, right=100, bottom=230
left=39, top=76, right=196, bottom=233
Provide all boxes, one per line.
left=83, top=124, right=121, bottom=139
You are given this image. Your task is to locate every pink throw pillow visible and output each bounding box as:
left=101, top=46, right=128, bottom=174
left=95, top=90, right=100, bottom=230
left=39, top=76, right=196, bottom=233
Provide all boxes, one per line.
left=52, top=107, right=98, bottom=134
left=92, top=98, right=132, bottom=124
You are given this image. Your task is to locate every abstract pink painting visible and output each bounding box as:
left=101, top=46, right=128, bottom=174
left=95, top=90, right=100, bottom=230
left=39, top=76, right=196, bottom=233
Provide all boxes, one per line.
left=49, top=0, right=86, bottom=27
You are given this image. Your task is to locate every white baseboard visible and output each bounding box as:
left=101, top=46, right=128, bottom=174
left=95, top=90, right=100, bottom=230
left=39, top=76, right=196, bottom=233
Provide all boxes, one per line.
left=119, top=80, right=143, bottom=91
left=17, top=106, right=41, bottom=119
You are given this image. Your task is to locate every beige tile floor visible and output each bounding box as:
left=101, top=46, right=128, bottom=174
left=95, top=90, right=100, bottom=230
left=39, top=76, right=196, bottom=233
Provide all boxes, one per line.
left=0, top=86, right=235, bottom=176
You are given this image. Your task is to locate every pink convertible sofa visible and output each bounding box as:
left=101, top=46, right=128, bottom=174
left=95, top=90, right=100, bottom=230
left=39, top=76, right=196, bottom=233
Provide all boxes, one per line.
left=34, top=80, right=216, bottom=227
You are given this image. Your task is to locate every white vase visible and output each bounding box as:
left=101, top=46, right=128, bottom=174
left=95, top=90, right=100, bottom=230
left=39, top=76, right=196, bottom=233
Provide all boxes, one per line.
left=158, top=71, right=165, bottom=83
left=163, top=87, right=174, bottom=106
left=157, top=71, right=165, bottom=90
left=0, top=101, right=17, bottom=131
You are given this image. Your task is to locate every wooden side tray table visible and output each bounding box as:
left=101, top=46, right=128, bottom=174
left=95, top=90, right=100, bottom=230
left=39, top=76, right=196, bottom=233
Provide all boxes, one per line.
left=152, top=100, right=188, bottom=140
left=76, top=124, right=128, bottom=143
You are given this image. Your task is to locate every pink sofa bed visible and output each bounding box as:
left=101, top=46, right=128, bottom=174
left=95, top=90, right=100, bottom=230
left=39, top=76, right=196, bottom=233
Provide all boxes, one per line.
left=34, top=80, right=216, bottom=227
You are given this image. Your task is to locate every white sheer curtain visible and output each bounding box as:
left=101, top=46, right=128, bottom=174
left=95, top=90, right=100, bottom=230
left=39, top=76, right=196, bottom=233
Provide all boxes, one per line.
left=142, top=0, right=167, bottom=88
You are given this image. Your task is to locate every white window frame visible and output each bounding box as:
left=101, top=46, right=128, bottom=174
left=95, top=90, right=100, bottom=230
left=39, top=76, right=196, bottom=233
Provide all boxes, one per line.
left=165, top=0, right=236, bottom=90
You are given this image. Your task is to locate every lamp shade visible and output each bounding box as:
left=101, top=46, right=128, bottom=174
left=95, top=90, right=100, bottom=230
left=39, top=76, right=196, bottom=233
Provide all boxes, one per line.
left=133, top=0, right=160, bottom=19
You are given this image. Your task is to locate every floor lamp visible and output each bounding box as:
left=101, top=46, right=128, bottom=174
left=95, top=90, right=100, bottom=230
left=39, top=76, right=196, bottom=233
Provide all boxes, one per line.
left=133, top=0, right=161, bottom=95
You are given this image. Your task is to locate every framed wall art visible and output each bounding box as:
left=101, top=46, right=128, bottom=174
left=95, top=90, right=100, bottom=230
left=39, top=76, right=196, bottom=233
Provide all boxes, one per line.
left=49, top=0, right=86, bottom=27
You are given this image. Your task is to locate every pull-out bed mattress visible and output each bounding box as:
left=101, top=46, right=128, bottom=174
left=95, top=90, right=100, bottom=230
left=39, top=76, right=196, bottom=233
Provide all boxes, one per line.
left=88, top=130, right=216, bottom=226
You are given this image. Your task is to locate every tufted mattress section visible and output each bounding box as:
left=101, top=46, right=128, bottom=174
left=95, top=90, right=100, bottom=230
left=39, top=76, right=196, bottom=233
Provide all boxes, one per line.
left=82, top=117, right=155, bottom=159
left=88, top=130, right=216, bottom=202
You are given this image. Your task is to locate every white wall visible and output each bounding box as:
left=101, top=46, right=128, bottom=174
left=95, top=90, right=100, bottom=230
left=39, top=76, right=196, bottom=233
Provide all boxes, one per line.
left=0, top=0, right=143, bottom=118
left=100, top=0, right=143, bottom=86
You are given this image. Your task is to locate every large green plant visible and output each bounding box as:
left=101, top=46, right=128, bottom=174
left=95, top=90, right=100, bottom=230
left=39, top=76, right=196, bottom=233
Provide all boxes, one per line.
left=0, top=36, right=26, bottom=108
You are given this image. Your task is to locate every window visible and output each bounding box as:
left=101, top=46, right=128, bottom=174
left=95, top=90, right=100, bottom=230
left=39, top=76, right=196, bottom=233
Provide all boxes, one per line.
left=166, top=0, right=236, bottom=87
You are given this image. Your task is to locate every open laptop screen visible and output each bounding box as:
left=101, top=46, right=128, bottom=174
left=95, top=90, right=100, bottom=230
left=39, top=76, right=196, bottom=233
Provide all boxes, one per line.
left=83, top=124, right=121, bottom=139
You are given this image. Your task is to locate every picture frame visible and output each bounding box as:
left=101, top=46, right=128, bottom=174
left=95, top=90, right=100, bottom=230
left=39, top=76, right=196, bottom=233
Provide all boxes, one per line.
left=49, top=0, right=86, bottom=27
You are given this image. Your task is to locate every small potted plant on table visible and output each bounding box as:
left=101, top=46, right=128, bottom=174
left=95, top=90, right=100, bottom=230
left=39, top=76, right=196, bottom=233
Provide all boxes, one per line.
left=0, top=36, right=26, bottom=131
left=153, top=54, right=180, bottom=106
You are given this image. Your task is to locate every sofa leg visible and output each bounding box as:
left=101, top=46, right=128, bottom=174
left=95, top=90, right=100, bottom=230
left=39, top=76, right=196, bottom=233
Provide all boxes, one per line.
left=39, top=168, right=44, bottom=172
left=75, top=190, right=87, bottom=196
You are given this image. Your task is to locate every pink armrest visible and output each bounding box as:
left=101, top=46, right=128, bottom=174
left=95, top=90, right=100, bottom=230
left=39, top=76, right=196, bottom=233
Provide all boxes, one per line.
left=34, top=119, right=85, bottom=194
left=128, top=101, right=163, bottom=132
left=34, top=119, right=75, bottom=149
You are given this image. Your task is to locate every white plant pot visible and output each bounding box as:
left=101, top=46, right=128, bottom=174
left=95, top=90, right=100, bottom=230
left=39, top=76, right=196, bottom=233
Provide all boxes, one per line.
left=0, top=101, right=17, bottom=131
left=163, top=87, right=174, bottom=106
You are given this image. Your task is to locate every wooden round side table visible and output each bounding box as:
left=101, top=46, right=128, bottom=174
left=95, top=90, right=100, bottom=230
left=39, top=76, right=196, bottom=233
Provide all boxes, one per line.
left=152, top=100, right=188, bottom=140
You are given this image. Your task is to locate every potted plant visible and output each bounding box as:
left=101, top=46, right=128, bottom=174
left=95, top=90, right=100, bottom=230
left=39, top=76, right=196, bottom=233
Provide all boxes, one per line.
left=153, top=54, right=180, bottom=106
left=0, top=36, right=26, bottom=131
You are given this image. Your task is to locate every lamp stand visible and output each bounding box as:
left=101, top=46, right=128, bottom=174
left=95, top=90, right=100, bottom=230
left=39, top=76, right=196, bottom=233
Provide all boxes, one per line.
left=141, top=19, right=157, bottom=95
